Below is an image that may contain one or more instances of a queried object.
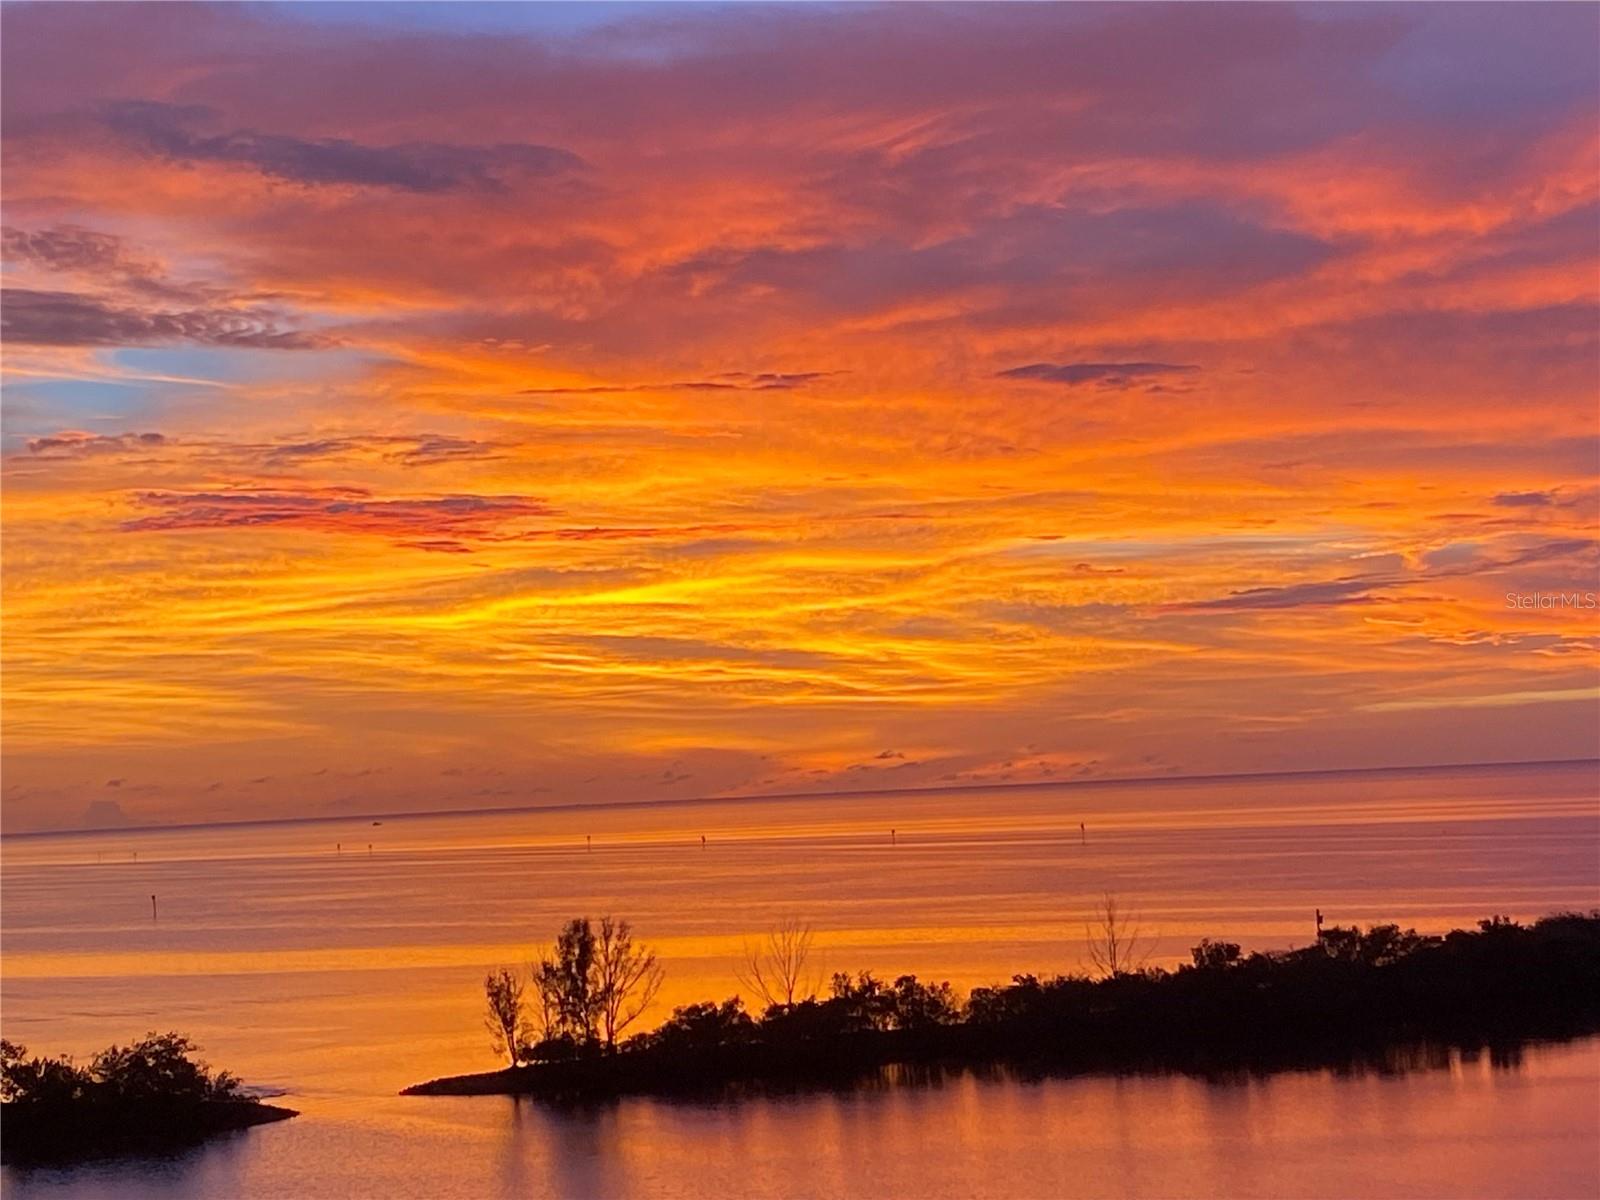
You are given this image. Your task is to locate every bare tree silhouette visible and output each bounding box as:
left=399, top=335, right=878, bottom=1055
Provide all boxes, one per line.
left=1085, top=893, right=1151, bottom=978
left=483, top=967, right=530, bottom=1065
left=594, top=916, right=664, bottom=1051
left=529, top=956, right=562, bottom=1042
left=737, top=916, right=820, bottom=1009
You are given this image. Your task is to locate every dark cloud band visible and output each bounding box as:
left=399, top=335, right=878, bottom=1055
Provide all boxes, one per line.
left=1, top=288, right=328, bottom=349
left=99, top=100, right=582, bottom=193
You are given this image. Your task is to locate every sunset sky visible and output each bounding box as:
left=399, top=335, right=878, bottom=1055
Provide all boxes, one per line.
left=2, top=2, right=1596, bottom=832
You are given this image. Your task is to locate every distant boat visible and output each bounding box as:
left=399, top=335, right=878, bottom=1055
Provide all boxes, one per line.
left=371, top=821, right=383, bottom=826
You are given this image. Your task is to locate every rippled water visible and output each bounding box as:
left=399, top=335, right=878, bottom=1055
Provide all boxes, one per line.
left=6, top=1044, right=1599, bottom=1200
left=3, top=760, right=1598, bottom=1198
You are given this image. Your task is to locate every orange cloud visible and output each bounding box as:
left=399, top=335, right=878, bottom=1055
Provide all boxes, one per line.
left=1, top=2, right=1596, bottom=829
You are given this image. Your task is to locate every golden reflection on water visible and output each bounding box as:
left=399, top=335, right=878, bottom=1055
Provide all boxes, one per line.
left=1, top=763, right=1597, bottom=1197
left=5, top=1041, right=1597, bottom=1200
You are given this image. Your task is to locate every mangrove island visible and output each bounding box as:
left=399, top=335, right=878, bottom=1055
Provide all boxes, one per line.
left=1, top=1032, right=296, bottom=1164
left=406, top=909, right=1600, bottom=1101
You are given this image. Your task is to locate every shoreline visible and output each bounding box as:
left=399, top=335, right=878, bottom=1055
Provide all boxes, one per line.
left=405, top=1027, right=1600, bottom=1102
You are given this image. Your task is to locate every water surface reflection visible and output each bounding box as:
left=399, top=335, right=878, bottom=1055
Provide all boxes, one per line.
left=7, top=1038, right=1597, bottom=1200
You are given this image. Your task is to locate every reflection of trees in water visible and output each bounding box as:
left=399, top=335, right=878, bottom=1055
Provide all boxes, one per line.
left=624, top=1037, right=1539, bottom=1104
left=495, top=1093, right=627, bottom=1199
left=479, top=1035, right=1560, bottom=1198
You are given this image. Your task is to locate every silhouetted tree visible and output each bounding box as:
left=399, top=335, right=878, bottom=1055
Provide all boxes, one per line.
left=828, top=971, right=897, bottom=1032
left=1190, top=938, right=1242, bottom=970
left=534, top=918, right=602, bottom=1046
left=967, top=975, right=1041, bottom=1026
left=738, top=917, right=819, bottom=1009
left=1085, top=893, right=1150, bottom=978
left=526, top=956, right=561, bottom=1043
left=890, top=974, right=962, bottom=1028
left=594, top=916, right=664, bottom=1051
left=1318, top=923, right=1362, bottom=961
left=1358, top=923, right=1429, bottom=965
left=1, top=1041, right=30, bottom=1103
left=483, top=968, right=530, bottom=1065
left=527, top=916, right=664, bottom=1054
left=1319, top=922, right=1429, bottom=965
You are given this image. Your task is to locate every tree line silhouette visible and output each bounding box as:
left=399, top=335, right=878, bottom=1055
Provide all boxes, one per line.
left=411, top=906, right=1600, bottom=1099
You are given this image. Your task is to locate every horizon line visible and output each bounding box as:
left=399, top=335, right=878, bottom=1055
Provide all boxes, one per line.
left=5, top=755, right=1597, bottom=841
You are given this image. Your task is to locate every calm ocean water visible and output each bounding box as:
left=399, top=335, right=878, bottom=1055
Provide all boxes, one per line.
left=3, top=760, right=1598, bottom=1198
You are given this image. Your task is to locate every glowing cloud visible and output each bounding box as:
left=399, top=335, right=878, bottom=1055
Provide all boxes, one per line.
left=1, top=2, right=1596, bottom=829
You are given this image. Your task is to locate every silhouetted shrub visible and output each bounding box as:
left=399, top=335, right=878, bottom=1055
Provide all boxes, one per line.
left=630, top=999, right=757, bottom=1054
left=3, top=1033, right=245, bottom=1109
left=813, top=971, right=963, bottom=1032
left=827, top=972, right=898, bottom=1032
left=1316, top=922, right=1430, bottom=965
left=756, top=996, right=856, bottom=1042
left=1189, top=939, right=1242, bottom=970
left=0, top=1032, right=290, bottom=1164
left=890, top=975, right=963, bottom=1029
left=524, top=1033, right=586, bottom=1063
